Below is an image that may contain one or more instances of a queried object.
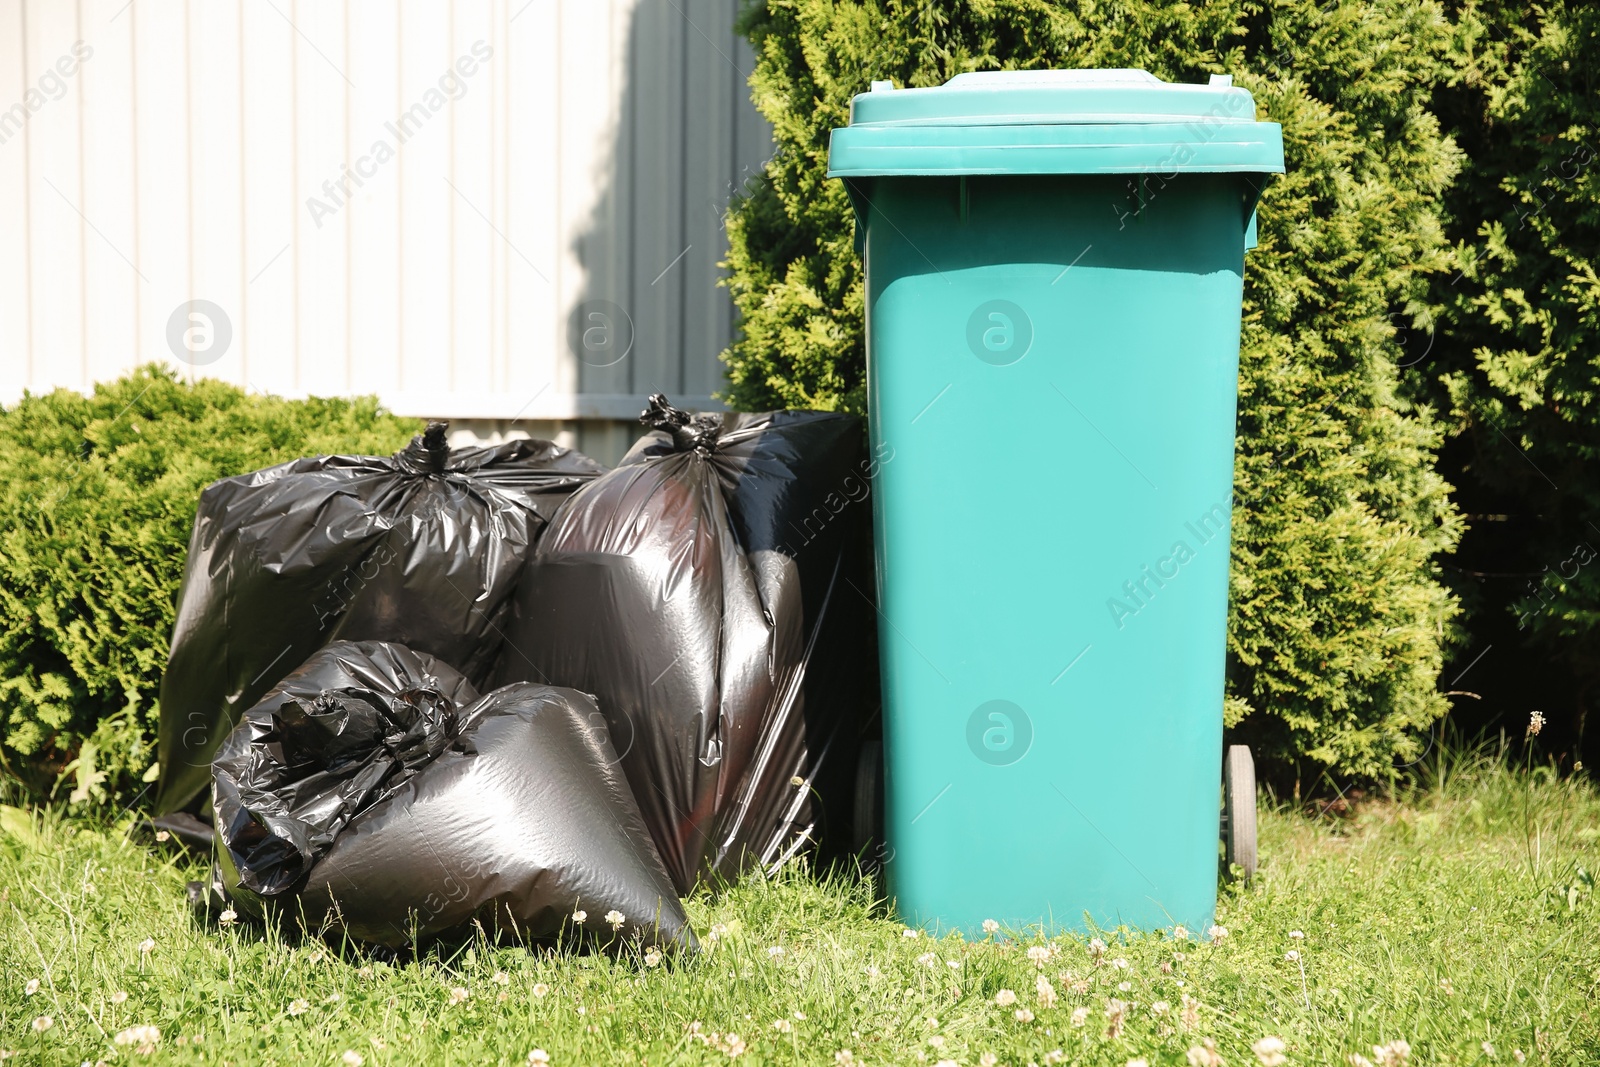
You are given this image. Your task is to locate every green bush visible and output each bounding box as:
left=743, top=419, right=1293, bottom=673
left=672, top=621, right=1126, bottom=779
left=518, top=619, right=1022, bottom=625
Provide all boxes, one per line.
left=724, top=0, right=1464, bottom=779
left=1428, top=1, right=1600, bottom=744
left=0, top=365, right=416, bottom=807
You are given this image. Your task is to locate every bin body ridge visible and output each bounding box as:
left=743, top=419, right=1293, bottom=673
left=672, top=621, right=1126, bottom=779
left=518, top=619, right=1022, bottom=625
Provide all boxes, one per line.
left=829, top=69, right=1283, bottom=935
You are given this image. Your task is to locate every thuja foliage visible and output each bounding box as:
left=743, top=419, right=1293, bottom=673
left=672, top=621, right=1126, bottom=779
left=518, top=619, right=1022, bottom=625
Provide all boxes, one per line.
left=1428, top=1, right=1600, bottom=745
left=723, top=0, right=1465, bottom=779
left=0, top=366, right=416, bottom=806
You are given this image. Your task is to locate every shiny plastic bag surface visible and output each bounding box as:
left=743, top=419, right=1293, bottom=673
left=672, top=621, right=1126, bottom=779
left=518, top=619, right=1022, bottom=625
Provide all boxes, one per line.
left=493, top=396, right=881, bottom=892
left=212, top=640, right=480, bottom=898
left=214, top=641, right=692, bottom=951
left=157, top=423, right=604, bottom=814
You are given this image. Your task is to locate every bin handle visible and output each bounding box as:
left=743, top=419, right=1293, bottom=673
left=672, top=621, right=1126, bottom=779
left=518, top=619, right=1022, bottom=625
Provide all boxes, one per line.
left=1242, top=175, right=1269, bottom=253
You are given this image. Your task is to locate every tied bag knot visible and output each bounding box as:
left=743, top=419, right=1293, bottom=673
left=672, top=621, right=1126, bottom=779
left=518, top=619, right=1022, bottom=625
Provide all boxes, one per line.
left=396, top=420, right=453, bottom=475
left=641, top=394, right=721, bottom=455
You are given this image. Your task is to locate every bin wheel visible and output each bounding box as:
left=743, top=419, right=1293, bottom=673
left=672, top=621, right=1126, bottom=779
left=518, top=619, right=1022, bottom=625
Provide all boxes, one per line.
left=1222, top=744, right=1258, bottom=883
left=853, top=739, right=885, bottom=868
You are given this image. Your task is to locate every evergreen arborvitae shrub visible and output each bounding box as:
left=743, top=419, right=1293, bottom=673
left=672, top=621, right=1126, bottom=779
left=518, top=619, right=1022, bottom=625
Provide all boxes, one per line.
left=0, top=366, right=416, bottom=807
left=725, top=0, right=1464, bottom=780
left=1430, top=1, right=1600, bottom=750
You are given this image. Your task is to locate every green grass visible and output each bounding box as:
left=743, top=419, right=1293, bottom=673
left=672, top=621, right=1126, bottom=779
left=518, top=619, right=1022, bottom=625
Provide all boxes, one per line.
left=2, top=741, right=1598, bottom=1066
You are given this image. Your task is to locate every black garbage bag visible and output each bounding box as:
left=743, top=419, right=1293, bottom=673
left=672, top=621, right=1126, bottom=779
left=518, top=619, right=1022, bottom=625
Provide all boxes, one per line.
left=155, top=422, right=605, bottom=815
left=212, top=641, right=481, bottom=897
left=492, top=395, right=882, bottom=892
left=214, top=640, right=692, bottom=951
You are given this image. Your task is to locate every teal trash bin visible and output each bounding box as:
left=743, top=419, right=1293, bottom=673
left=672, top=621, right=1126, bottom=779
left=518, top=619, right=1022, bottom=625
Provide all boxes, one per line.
left=828, top=69, right=1284, bottom=936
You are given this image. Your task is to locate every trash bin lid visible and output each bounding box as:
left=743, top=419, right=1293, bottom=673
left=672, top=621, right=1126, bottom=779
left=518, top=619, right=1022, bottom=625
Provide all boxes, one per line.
left=828, top=69, right=1283, bottom=178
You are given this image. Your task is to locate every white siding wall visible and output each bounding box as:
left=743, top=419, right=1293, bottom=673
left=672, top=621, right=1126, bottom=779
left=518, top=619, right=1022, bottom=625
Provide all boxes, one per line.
left=0, top=0, right=771, bottom=443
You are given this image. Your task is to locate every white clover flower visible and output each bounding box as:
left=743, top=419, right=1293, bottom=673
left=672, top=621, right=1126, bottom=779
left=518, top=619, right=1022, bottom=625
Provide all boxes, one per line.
left=995, top=989, right=1018, bottom=1007
left=604, top=910, right=625, bottom=930
left=947, top=959, right=961, bottom=970
left=1482, top=1042, right=1496, bottom=1059
left=154, top=830, right=170, bottom=843
left=1253, top=1035, right=1288, bottom=1066
left=1372, top=1040, right=1412, bottom=1067
left=527, top=1050, right=551, bottom=1065
left=865, top=965, right=882, bottom=979
left=287, top=999, right=310, bottom=1016
left=341, top=1052, right=365, bottom=1067
left=773, top=1019, right=793, bottom=1033
left=916, top=951, right=938, bottom=968
left=1172, top=924, right=1189, bottom=940
left=531, top=982, right=550, bottom=998
left=981, top=1055, right=1000, bottom=1067
left=1285, top=950, right=1301, bottom=962
left=1187, top=1039, right=1224, bottom=1067
left=1014, top=1008, right=1035, bottom=1023
left=1035, top=975, right=1058, bottom=1008
left=1070, top=1006, right=1091, bottom=1027
left=767, top=945, right=785, bottom=958
left=1027, top=945, right=1051, bottom=963
left=448, top=987, right=469, bottom=1005
left=490, top=971, right=509, bottom=986
left=24, top=979, right=39, bottom=996
left=928, top=1035, right=945, bottom=1048
left=1118, top=981, right=1132, bottom=991
left=1045, top=1052, right=1066, bottom=1065
left=571, top=909, right=587, bottom=925
left=835, top=1053, right=855, bottom=1066
left=1087, top=937, right=1108, bottom=957
left=30, top=1016, right=52, bottom=1033
left=110, top=991, right=129, bottom=1005
left=1111, top=957, right=1129, bottom=970
left=1288, top=930, right=1304, bottom=940
left=643, top=949, right=662, bottom=968
left=1151, top=1000, right=1170, bottom=1016
left=982, top=919, right=1000, bottom=935
left=218, top=909, right=238, bottom=927
left=1105, top=998, right=1129, bottom=1039
left=903, top=927, right=922, bottom=939
left=137, top=938, right=156, bottom=954
left=113, top=1024, right=162, bottom=1054
left=1206, top=925, right=1229, bottom=942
